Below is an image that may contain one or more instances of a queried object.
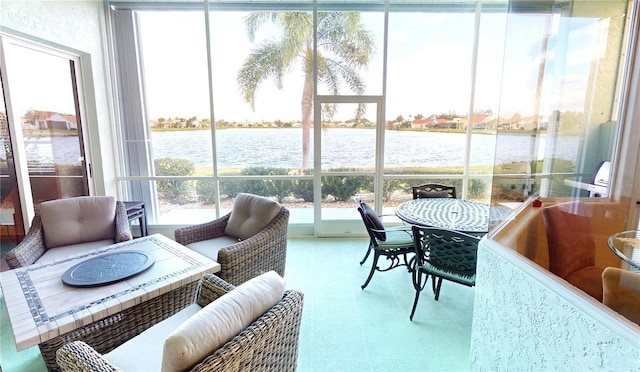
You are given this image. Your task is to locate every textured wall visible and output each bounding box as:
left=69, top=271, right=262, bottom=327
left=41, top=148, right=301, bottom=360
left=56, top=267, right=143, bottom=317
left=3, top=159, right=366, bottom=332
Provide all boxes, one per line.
left=470, top=238, right=640, bottom=371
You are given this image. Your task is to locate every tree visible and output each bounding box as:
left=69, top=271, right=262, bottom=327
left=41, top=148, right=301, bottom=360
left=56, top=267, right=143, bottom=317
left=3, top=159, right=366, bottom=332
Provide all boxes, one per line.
left=237, top=12, right=375, bottom=169
left=186, top=116, right=198, bottom=128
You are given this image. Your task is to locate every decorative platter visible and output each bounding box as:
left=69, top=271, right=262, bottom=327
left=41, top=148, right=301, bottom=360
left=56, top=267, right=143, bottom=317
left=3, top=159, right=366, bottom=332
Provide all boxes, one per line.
left=62, top=250, right=155, bottom=287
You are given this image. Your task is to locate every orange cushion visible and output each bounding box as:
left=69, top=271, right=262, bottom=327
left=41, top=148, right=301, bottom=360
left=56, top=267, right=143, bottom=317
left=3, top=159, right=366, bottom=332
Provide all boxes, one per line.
left=566, top=266, right=604, bottom=302
left=602, top=267, right=640, bottom=324
left=542, top=202, right=596, bottom=279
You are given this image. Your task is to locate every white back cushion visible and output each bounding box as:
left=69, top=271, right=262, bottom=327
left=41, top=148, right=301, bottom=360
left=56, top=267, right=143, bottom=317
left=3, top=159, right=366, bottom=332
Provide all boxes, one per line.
left=224, top=193, right=281, bottom=240
left=161, top=271, right=286, bottom=372
left=40, top=196, right=117, bottom=249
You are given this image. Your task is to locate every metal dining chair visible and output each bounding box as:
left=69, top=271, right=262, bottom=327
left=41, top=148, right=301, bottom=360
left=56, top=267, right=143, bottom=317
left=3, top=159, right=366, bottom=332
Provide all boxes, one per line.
left=354, top=197, right=415, bottom=290
left=410, top=226, right=480, bottom=320
left=411, top=183, right=457, bottom=199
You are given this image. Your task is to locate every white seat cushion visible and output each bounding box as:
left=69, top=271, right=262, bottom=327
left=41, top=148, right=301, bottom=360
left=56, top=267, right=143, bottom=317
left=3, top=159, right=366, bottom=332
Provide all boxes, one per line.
left=224, top=193, right=281, bottom=240
left=40, top=196, right=117, bottom=248
left=161, top=271, right=286, bottom=372
left=105, top=304, right=201, bottom=371
left=185, top=236, right=240, bottom=261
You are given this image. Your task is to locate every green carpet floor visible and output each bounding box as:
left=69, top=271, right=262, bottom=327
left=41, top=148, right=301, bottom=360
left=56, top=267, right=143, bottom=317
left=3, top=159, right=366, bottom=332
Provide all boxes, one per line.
left=0, top=237, right=474, bottom=371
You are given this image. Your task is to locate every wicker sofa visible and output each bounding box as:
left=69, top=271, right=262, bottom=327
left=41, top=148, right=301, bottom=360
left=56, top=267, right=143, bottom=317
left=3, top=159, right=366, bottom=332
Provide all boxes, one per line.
left=174, top=193, right=290, bottom=285
left=56, top=272, right=304, bottom=372
left=4, top=196, right=132, bottom=269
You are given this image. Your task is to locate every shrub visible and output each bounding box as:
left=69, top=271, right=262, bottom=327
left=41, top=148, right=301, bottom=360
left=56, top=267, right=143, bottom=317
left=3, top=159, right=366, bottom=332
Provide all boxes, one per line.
left=196, top=179, right=216, bottom=204
left=292, top=169, right=314, bottom=201
left=154, top=158, right=195, bottom=203
left=467, top=178, right=486, bottom=199
left=321, top=168, right=370, bottom=201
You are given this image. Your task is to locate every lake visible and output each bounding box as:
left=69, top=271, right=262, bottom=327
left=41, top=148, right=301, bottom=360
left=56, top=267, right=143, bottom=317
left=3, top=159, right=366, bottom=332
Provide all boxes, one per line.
left=150, top=128, right=579, bottom=169
left=21, top=128, right=580, bottom=168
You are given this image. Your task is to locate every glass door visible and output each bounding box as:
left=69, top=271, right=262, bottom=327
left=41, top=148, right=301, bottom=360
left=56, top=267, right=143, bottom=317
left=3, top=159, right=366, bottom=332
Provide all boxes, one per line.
left=315, top=96, right=383, bottom=236
left=0, top=72, right=24, bottom=246
left=0, top=36, right=90, bottom=237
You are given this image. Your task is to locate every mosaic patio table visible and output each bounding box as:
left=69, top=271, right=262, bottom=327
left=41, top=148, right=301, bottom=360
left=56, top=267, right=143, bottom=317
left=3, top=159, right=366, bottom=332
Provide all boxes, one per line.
left=0, top=233, right=220, bottom=371
left=395, top=198, right=495, bottom=235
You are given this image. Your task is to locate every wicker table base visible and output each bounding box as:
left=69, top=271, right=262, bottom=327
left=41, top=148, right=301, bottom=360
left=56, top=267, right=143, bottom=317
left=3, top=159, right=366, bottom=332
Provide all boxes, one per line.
left=38, top=281, right=197, bottom=371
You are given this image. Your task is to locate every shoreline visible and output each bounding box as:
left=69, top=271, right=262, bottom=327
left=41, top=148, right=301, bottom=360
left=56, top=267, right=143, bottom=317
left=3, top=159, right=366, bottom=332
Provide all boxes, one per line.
left=148, top=126, right=569, bottom=136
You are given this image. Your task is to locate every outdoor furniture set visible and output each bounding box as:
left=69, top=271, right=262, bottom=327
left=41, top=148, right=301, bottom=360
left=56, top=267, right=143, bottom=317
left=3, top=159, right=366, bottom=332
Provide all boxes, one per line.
left=1, top=193, right=295, bottom=370
left=355, top=190, right=639, bottom=325
left=354, top=183, right=484, bottom=320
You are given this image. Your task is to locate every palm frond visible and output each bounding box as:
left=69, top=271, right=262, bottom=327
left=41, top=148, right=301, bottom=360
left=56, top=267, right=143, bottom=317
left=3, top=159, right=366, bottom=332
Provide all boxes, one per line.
left=322, top=57, right=366, bottom=95
left=237, top=41, right=286, bottom=109
left=279, top=12, right=313, bottom=65
left=240, top=11, right=374, bottom=113
left=245, top=12, right=273, bottom=42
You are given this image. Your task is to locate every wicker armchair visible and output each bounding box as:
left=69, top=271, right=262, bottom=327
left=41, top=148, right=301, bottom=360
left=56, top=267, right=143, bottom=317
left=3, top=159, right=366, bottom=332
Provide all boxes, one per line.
left=56, top=273, right=305, bottom=372
left=4, top=196, right=132, bottom=269
left=174, top=193, right=289, bottom=285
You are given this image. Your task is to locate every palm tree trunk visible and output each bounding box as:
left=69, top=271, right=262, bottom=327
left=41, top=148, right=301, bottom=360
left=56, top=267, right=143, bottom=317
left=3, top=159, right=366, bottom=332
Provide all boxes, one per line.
left=301, top=45, right=313, bottom=169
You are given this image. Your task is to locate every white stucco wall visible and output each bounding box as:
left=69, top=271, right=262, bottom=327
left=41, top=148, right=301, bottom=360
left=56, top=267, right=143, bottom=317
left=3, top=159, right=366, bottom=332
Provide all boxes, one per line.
left=0, top=0, right=117, bottom=197
left=471, top=238, right=640, bottom=370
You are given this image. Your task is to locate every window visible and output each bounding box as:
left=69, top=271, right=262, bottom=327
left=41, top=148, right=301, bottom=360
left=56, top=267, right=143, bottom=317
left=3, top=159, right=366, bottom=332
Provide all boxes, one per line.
left=491, top=1, right=632, bottom=208
left=110, top=0, right=634, bottom=235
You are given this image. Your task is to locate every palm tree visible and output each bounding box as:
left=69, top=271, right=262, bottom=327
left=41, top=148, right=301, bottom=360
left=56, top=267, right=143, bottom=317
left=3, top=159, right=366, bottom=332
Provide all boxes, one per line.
left=237, top=11, right=375, bottom=169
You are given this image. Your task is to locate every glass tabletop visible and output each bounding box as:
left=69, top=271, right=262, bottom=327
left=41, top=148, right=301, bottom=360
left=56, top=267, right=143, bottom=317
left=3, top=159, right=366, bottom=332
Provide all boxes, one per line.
left=607, top=230, right=640, bottom=271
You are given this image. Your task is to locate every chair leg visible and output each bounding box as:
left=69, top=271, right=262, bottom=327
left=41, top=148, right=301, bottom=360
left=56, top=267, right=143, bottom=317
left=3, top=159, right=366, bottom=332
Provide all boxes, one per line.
left=434, top=277, right=443, bottom=301
left=431, top=275, right=437, bottom=294
left=359, top=246, right=372, bottom=265
left=410, top=287, right=421, bottom=321
left=361, top=251, right=380, bottom=289
left=410, top=269, right=428, bottom=320
left=404, top=253, right=415, bottom=273
left=412, top=268, right=428, bottom=292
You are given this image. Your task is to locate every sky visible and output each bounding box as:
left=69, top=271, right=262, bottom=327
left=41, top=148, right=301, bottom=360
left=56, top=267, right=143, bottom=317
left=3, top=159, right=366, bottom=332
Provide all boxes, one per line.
left=2, top=7, right=606, bottom=125
left=135, top=8, right=602, bottom=124
left=4, top=42, right=77, bottom=115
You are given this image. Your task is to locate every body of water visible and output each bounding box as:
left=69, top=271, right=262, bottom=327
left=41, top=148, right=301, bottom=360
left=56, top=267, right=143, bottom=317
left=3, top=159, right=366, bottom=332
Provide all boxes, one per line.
left=150, top=128, right=580, bottom=169
left=22, top=128, right=581, bottom=169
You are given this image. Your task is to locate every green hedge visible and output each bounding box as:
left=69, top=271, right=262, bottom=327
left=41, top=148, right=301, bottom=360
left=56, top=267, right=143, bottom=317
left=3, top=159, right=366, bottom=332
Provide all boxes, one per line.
left=153, top=158, right=581, bottom=204
left=200, top=166, right=486, bottom=202
left=154, top=158, right=195, bottom=203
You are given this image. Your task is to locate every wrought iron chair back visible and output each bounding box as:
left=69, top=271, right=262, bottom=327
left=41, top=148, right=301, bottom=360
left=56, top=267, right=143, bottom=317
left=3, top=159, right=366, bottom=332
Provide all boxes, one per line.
left=411, top=183, right=457, bottom=199
left=410, top=226, right=480, bottom=320
left=354, top=197, right=415, bottom=290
